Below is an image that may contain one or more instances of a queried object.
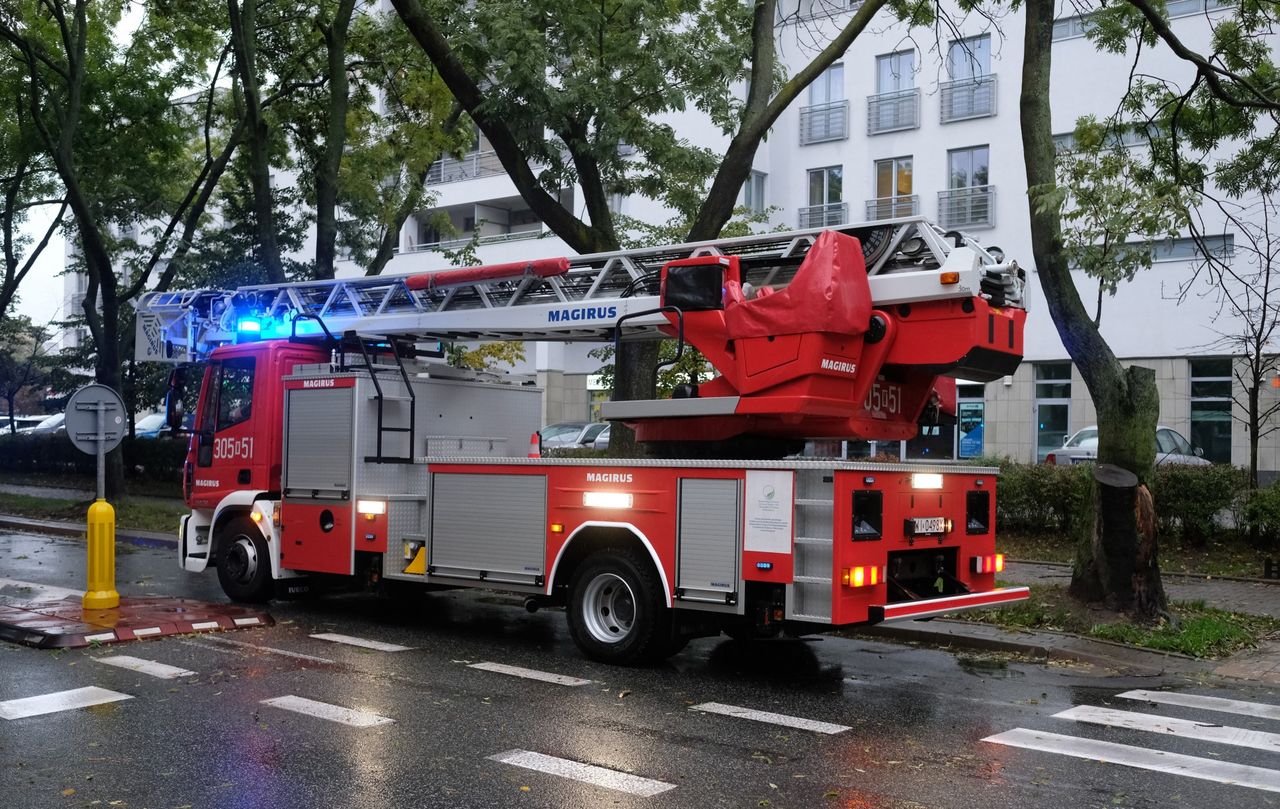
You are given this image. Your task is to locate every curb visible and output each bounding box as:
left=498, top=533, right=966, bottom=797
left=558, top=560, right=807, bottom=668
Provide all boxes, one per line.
left=1010, top=557, right=1280, bottom=586
left=0, top=514, right=177, bottom=550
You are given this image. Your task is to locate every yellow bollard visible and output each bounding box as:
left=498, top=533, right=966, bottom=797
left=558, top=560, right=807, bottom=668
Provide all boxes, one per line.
left=83, top=498, right=119, bottom=610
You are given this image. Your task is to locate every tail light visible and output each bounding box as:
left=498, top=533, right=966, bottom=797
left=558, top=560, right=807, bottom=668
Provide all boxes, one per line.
left=1045, top=452, right=1056, bottom=465
left=841, top=565, right=886, bottom=588
left=972, top=554, right=1005, bottom=574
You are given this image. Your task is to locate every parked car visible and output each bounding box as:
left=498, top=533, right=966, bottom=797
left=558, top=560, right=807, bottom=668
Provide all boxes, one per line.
left=18, top=412, right=65, bottom=435
left=135, top=411, right=194, bottom=439
left=591, top=424, right=611, bottom=450
left=1044, top=425, right=1209, bottom=466
left=540, top=421, right=609, bottom=450
left=4, top=415, right=46, bottom=433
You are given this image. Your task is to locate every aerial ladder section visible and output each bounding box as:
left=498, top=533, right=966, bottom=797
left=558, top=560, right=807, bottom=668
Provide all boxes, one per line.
left=135, top=216, right=1027, bottom=445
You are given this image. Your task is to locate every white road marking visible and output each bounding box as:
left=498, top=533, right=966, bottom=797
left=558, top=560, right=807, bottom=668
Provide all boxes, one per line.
left=94, top=655, right=195, bottom=680
left=198, top=635, right=335, bottom=664
left=233, top=617, right=262, bottom=626
left=1117, top=690, right=1280, bottom=722
left=190, top=621, right=220, bottom=631
left=983, top=728, right=1280, bottom=793
left=489, top=749, right=675, bottom=797
left=0, top=686, right=132, bottom=720
left=1058, top=705, right=1280, bottom=753
left=310, top=632, right=414, bottom=652
left=468, top=661, right=592, bottom=686
left=0, top=577, right=84, bottom=602
left=260, top=695, right=393, bottom=727
left=83, top=632, right=115, bottom=643
left=689, top=702, right=850, bottom=734
left=132, top=627, right=162, bottom=637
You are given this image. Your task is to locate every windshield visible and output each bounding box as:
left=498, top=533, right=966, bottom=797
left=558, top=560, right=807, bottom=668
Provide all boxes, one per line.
left=136, top=414, right=166, bottom=430
left=35, top=413, right=63, bottom=429
left=1064, top=428, right=1098, bottom=448
left=541, top=423, right=585, bottom=440
left=581, top=423, right=608, bottom=442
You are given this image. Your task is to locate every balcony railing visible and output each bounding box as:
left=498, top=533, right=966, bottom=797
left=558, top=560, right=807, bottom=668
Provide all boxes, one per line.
left=799, top=100, right=849, bottom=145
left=938, top=185, right=995, bottom=229
left=865, top=195, right=920, bottom=220
left=798, top=202, right=848, bottom=229
left=940, top=75, right=998, bottom=123
left=426, top=149, right=506, bottom=185
left=867, top=88, right=920, bottom=135
left=398, top=227, right=546, bottom=254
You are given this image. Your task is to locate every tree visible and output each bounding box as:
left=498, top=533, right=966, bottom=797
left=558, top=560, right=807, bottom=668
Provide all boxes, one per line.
left=1021, top=0, right=1280, bottom=616
left=0, top=1, right=237, bottom=497
left=1185, top=194, right=1280, bottom=490
left=389, top=0, right=894, bottom=453
left=0, top=315, right=50, bottom=433
left=0, top=68, right=65, bottom=326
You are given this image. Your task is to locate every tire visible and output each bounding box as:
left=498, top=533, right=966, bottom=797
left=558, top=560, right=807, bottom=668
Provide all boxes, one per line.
left=215, top=516, right=273, bottom=602
left=566, top=548, right=672, bottom=665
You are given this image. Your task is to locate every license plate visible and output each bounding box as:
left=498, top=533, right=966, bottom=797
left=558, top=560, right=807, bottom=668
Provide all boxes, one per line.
left=909, top=517, right=945, bottom=535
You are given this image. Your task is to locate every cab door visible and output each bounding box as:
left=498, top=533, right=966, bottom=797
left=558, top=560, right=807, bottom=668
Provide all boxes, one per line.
left=190, top=354, right=262, bottom=507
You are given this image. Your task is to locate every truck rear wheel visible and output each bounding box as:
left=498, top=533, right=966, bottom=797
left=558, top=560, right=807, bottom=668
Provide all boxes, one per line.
left=567, top=548, right=672, bottom=665
left=216, top=516, right=273, bottom=603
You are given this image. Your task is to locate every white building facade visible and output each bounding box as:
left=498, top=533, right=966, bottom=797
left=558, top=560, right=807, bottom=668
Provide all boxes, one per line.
left=52, top=1, right=1259, bottom=469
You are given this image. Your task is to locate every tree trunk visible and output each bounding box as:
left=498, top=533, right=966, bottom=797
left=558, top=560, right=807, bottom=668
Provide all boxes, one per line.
left=1249, top=385, right=1260, bottom=489
left=314, top=0, right=357, bottom=280
left=228, top=0, right=285, bottom=283
left=606, top=341, right=659, bottom=456
left=1021, top=0, right=1166, bottom=618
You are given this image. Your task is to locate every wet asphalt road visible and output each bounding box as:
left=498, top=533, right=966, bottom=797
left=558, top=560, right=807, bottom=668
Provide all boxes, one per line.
left=1, top=529, right=1279, bottom=809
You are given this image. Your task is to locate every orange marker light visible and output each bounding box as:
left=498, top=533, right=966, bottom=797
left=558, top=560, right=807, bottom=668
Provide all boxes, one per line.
left=870, top=566, right=879, bottom=585
left=852, top=566, right=866, bottom=588
left=995, top=553, right=1005, bottom=573
left=249, top=511, right=262, bottom=523
left=940, top=271, right=961, bottom=285
left=550, top=523, right=565, bottom=534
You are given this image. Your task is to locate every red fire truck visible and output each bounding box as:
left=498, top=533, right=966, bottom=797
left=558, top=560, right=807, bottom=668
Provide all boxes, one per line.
left=135, top=216, right=1030, bottom=664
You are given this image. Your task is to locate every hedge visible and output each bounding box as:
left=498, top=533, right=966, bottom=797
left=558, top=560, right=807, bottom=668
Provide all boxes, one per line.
left=0, top=432, right=187, bottom=483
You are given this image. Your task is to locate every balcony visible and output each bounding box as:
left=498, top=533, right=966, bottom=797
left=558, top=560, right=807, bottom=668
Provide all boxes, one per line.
left=798, top=202, right=848, bottom=229
left=865, top=195, right=919, bottom=220
left=940, top=75, right=997, bottom=123
left=398, top=226, right=546, bottom=254
left=938, top=185, right=995, bottom=229
left=799, top=100, right=849, bottom=145
left=426, top=149, right=506, bottom=185
left=867, top=88, right=920, bottom=135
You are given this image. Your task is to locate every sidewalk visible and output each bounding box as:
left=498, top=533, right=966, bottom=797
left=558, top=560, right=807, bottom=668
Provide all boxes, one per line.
left=1, top=507, right=1276, bottom=683
left=0, top=481, right=185, bottom=510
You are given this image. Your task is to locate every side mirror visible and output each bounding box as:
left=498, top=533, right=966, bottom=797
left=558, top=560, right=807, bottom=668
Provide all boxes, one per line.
left=165, top=367, right=187, bottom=431
left=1194, top=446, right=1205, bottom=457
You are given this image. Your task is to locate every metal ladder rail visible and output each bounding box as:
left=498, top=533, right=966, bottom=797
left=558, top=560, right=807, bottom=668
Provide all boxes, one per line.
left=347, top=337, right=414, bottom=464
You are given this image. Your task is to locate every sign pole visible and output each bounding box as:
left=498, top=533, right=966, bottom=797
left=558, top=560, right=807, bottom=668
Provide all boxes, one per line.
left=66, top=385, right=124, bottom=610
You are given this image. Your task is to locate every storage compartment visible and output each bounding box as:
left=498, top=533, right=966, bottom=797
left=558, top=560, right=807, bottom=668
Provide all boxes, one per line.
left=887, top=547, right=961, bottom=602
left=429, top=473, right=546, bottom=585
left=675, top=478, right=741, bottom=604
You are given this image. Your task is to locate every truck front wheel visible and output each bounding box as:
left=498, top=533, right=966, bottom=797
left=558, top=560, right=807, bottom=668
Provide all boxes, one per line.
left=216, top=516, right=273, bottom=602
left=566, top=548, right=672, bottom=665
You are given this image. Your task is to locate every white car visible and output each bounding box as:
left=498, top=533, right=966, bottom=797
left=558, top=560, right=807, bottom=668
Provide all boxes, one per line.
left=1045, top=425, right=1209, bottom=466
left=540, top=421, right=609, bottom=450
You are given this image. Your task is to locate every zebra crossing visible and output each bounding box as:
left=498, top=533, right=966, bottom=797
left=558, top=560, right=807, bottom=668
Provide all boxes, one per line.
left=984, top=689, right=1280, bottom=793
left=3, top=619, right=1280, bottom=800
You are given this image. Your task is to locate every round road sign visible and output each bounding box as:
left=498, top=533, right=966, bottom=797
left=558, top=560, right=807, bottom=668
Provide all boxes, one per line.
left=65, top=383, right=127, bottom=455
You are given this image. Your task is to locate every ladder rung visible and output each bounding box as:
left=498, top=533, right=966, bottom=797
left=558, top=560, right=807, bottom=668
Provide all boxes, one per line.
left=370, top=395, right=413, bottom=401
left=380, top=427, right=412, bottom=433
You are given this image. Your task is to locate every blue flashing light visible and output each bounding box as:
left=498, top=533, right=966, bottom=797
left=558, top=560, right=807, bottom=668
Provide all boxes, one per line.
left=237, top=318, right=262, bottom=334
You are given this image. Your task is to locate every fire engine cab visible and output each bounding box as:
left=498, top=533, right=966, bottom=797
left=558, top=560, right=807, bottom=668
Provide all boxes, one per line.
left=135, top=216, right=1030, bottom=664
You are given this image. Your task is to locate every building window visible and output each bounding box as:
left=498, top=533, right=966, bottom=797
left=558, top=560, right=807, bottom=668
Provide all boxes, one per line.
left=1051, top=14, right=1094, bottom=40
left=939, top=145, right=993, bottom=228
left=868, top=156, right=916, bottom=219
left=1035, top=363, right=1071, bottom=462
left=740, top=171, right=767, bottom=214
left=800, top=63, right=849, bottom=144
left=1152, top=234, right=1234, bottom=262
left=942, top=34, right=996, bottom=122
left=868, top=50, right=919, bottom=134
left=1190, top=358, right=1232, bottom=463
left=800, top=166, right=846, bottom=227
left=809, top=63, right=844, bottom=105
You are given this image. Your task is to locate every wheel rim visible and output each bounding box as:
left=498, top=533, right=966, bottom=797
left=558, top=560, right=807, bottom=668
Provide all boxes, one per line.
left=225, top=535, right=259, bottom=584
left=581, top=572, right=637, bottom=644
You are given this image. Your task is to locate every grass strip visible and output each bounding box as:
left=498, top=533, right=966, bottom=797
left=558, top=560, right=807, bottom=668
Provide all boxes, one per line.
left=0, top=492, right=186, bottom=534
left=967, top=582, right=1279, bottom=658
